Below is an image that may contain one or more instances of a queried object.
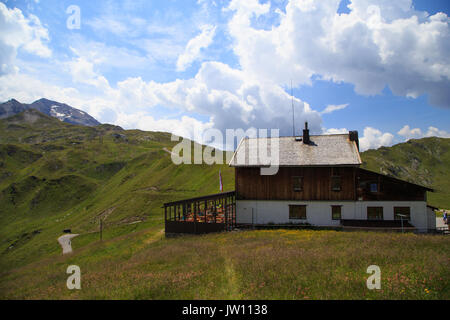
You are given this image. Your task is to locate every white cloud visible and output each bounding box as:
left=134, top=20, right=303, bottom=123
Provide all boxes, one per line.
left=3, top=0, right=448, bottom=150
left=321, top=103, right=349, bottom=114
left=398, top=125, right=450, bottom=140
left=226, top=0, right=450, bottom=108
left=85, top=7, right=201, bottom=66
left=323, top=127, right=349, bottom=134
left=86, top=14, right=148, bottom=38
left=424, top=127, right=450, bottom=138
left=68, top=39, right=153, bottom=70
left=66, top=56, right=110, bottom=90
left=112, top=61, right=322, bottom=136
left=115, top=112, right=214, bottom=143
left=134, top=38, right=185, bottom=63
left=0, top=57, right=322, bottom=143
left=86, top=16, right=130, bottom=36
left=397, top=125, right=423, bottom=140
left=0, top=3, right=51, bottom=75
left=176, top=24, right=216, bottom=71
left=359, top=126, right=394, bottom=151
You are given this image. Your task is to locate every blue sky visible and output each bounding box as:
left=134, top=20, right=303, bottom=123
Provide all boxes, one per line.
left=0, top=0, right=449, bottom=151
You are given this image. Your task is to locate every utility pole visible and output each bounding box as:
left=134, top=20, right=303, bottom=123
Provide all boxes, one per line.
left=400, top=216, right=404, bottom=234
left=397, top=214, right=406, bottom=233
left=291, top=79, right=295, bottom=137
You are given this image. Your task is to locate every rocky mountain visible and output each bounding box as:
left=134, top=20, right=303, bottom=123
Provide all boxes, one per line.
left=0, top=98, right=100, bottom=126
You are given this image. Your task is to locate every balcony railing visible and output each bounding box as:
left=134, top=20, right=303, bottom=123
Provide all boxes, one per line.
left=164, top=191, right=236, bottom=235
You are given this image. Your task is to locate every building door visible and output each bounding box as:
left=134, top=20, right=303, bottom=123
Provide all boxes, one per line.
left=238, top=206, right=254, bottom=224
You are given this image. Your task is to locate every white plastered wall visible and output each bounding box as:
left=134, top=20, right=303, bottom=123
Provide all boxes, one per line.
left=236, top=200, right=429, bottom=230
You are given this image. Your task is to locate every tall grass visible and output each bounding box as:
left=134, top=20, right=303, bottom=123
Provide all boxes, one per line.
left=1, top=229, right=448, bottom=300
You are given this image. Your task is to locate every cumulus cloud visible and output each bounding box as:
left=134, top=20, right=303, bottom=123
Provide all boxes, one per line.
left=321, top=103, right=349, bottom=114
left=3, top=0, right=448, bottom=150
left=397, top=125, right=423, bottom=140
left=0, top=3, right=51, bottom=75
left=425, top=127, right=450, bottom=138
left=115, top=112, right=214, bottom=143
left=398, top=125, right=450, bottom=140
left=0, top=73, right=79, bottom=104
left=112, top=61, right=322, bottom=136
left=226, top=0, right=450, bottom=108
left=359, top=126, right=394, bottom=151
left=66, top=55, right=110, bottom=90
left=176, top=24, right=216, bottom=71
left=0, top=58, right=322, bottom=145
left=323, top=127, right=349, bottom=134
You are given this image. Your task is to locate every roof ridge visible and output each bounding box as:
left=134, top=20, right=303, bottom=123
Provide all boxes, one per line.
left=230, top=133, right=361, bottom=167
left=245, top=133, right=349, bottom=139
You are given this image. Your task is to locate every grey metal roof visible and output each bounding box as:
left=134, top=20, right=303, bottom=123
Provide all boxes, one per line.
left=229, top=134, right=362, bottom=167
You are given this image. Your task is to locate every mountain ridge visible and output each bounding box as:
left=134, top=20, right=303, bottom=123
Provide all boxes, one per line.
left=0, top=98, right=100, bottom=127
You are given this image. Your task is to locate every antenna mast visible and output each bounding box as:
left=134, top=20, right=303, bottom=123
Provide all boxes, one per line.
left=291, top=80, right=295, bottom=137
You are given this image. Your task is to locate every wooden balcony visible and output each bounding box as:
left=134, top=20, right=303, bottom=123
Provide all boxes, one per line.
left=164, top=191, right=236, bottom=235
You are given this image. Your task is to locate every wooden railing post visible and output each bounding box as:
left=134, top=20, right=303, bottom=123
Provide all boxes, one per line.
left=225, top=196, right=228, bottom=230
left=233, top=194, right=236, bottom=226
left=194, top=201, right=197, bottom=234
left=214, top=199, right=217, bottom=223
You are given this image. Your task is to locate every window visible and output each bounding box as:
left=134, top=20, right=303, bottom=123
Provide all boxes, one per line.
left=394, top=207, right=411, bottom=221
left=370, top=183, right=378, bottom=193
left=367, top=207, right=383, bottom=220
left=289, top=205, right=306, bottom=220
left=331, top=168, right=341, bottom=191
left=331, top=176, right=341, bottom=191
left=293, top=176, right=303, bottom=192
left=331, top=206, right=342, bottom=220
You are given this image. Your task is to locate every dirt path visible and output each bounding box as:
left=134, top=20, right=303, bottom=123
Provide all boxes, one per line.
left=224, top=255, right=241, bottom=299
left=143, top=228, right=164, bottom=246
left=218, top=243, right=241, bottom=299
left=57, top=234, right=79, bottom=254
left=162, top=147, right=176, bottom=157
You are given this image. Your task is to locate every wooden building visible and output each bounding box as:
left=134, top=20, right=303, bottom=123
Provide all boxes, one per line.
left=229, top=123, right=435, bottom=232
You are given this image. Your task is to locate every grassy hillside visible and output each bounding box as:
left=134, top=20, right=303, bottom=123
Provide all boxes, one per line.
left=1, top=228, right=448, bottom=299
left=360, top=137, right=450, bottom=209
left=0, top=110, right=234, bottom=273
left=1, top=111, right=449, bottom=300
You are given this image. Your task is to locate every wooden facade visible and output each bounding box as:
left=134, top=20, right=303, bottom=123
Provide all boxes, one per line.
left=235, top=166, right=430, bottom=202
left=356, top=168, right=428, bottom=201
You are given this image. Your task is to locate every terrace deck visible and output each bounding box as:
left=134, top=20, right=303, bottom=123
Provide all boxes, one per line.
left=164, top=191, right=236, bottom=235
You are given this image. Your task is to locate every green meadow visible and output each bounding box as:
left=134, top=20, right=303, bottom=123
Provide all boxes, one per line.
left=0, top=110, right=449, bottom=299
left=1, top=228, right=448, bottom=299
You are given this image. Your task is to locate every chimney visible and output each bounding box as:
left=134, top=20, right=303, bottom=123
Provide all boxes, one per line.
left=303, top=122, right=310, bottom=144
left=349, top=130, right=359, bottom=151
